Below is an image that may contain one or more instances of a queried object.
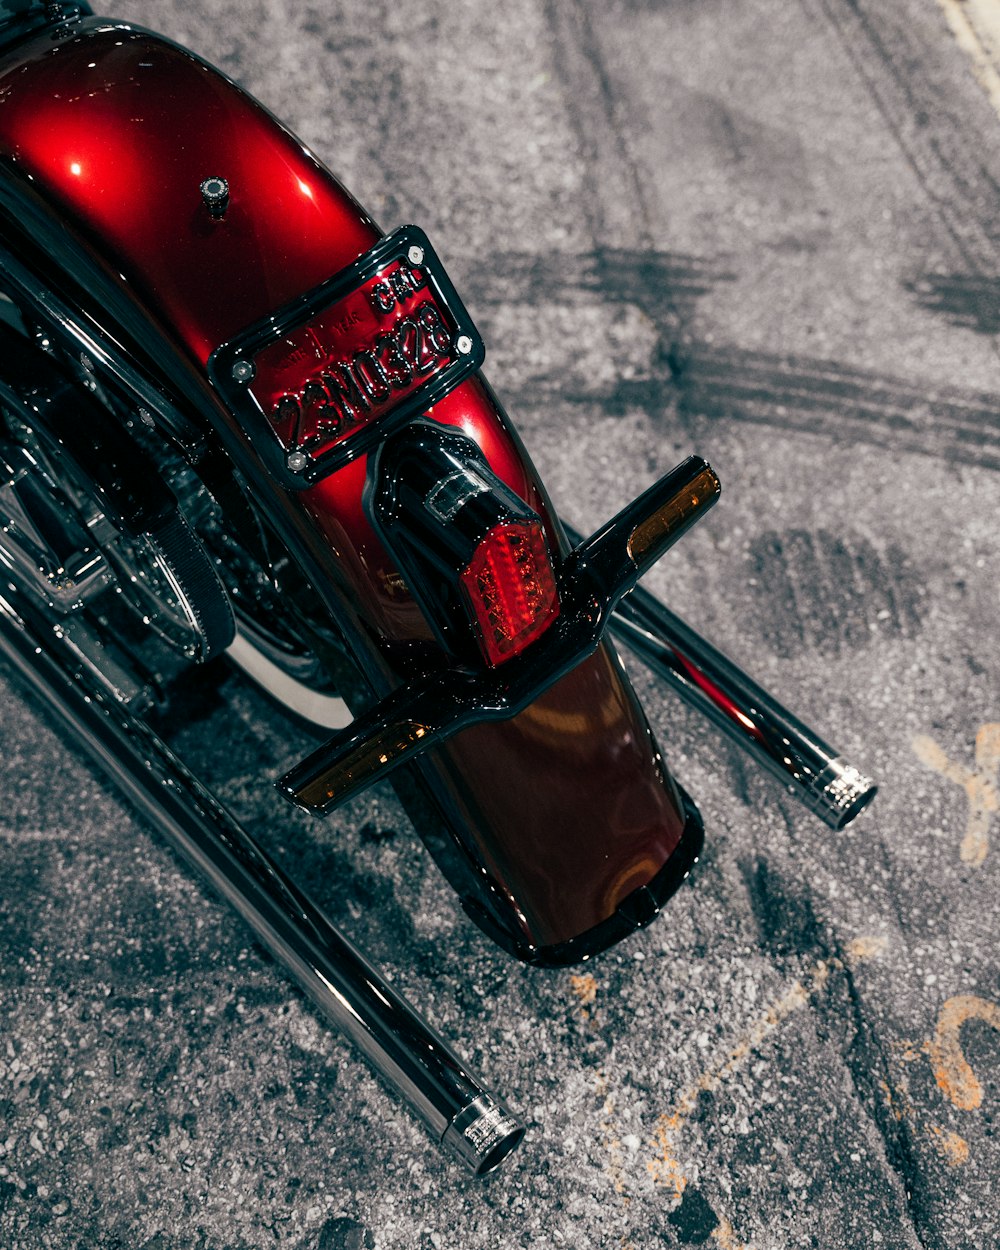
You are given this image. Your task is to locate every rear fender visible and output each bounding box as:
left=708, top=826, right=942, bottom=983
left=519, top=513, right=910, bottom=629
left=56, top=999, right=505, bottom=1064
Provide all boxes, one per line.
left=0, top=14, right=700, bottom=959
left=0, top=15, right=548, bottom=661
left=0, top=16, right=379, bottom=364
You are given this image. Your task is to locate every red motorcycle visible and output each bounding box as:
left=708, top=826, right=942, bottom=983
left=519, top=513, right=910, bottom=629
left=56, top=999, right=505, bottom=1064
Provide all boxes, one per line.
left=0, top=1, right=875, bottom=1173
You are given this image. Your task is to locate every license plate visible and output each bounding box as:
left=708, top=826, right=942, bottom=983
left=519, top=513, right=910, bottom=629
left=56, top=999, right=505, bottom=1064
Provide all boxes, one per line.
left=210, top=226, right=484, bottom=488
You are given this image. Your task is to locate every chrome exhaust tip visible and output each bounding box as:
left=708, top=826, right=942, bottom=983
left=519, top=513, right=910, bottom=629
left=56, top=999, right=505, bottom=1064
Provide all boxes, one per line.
left=442, top=1095, right=526, bottom=1176
left=803, top=755, right=878, bottom=831
left=0, top=582, right=526, bottom=1177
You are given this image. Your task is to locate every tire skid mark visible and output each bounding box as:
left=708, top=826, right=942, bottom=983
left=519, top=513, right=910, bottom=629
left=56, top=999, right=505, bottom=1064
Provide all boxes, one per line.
left=469, top=246, right=1000, bottom=466
left=809, top=0, right=1000, bottom=275
left=907, top=273, right=1000, bottom=336
left=469, top=0, right=1000, bottom=466
left=489, top=317, right=1000, bottom=471
left=465, top=247, right=736, bottom=323
left=744, top=528, right=924, bottom=659
left=542, top=0, right=654, bottom=251
left=675, top=345, right=1000, bottom=470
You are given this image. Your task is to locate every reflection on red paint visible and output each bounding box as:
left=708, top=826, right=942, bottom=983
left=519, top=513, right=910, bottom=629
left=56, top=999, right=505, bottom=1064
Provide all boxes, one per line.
left=0, top=16, right=696, bottom=953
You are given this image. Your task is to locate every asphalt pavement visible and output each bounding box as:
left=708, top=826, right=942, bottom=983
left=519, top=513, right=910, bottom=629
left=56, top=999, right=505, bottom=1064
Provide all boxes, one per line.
left=1, top=1, right=999, bottom=1247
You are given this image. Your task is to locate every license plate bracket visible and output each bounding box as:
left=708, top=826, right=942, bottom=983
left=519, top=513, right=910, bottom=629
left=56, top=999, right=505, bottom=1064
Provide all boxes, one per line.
left=209, top=226, right=484, bottom=488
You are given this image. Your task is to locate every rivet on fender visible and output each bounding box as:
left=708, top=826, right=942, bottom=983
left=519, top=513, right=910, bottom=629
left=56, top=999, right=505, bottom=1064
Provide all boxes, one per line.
left=200, top=176, right=230, bottom=219
left=231, top=358, right=255, bottom=383
left=287, top=451, right=309, bottom=473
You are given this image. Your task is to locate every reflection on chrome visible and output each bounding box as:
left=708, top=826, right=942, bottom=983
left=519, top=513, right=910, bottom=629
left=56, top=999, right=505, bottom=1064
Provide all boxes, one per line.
left=607, top=583, right=877, bottom=831
left=0, top=581, right=524, bottom=1176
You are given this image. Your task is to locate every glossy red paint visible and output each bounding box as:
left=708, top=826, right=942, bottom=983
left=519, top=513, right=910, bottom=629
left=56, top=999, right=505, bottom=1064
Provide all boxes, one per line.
left=445, top=647, right=688, bottom=948
left=0, top=21, right=379, bottom=363
left=248, top=256, right=458, bottom=464
left=0, top=17, right=692, bottom=953
left=302, top=381, right=690, bottom=948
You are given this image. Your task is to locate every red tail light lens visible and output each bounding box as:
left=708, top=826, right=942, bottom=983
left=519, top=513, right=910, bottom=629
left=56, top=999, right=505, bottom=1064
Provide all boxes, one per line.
left=459, top=521, right=560, bottom=667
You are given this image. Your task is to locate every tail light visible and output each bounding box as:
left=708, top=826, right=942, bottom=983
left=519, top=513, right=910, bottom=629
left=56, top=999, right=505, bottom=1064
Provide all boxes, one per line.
left=459, top=520, right=560, bottom=667
left=369, top=421, right=563, bottom=668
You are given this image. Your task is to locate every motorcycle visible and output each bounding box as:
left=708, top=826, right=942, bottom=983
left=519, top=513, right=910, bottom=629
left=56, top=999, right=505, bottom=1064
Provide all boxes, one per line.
left=0, top=1, right=875, bottom=1173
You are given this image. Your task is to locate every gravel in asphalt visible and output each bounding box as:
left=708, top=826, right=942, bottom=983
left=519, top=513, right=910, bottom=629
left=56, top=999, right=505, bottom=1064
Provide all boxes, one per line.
left=1, top=2, right=998, bottom=1247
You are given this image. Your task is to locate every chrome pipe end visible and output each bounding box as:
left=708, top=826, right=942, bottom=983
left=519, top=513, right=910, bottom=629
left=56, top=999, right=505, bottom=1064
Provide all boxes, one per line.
left=805, top=756, right=878, bottom=830
left=442, top=1094, right=526, bottom=1176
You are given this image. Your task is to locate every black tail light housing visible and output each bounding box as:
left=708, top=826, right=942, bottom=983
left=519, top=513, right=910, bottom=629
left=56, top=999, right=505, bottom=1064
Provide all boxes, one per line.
left=367, top=421, right=560, bottom=667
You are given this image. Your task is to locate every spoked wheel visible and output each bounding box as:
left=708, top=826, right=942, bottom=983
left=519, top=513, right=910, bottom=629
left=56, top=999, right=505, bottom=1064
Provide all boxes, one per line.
left=0, top=326, right=234, bottom=673
left=0, top=300, right=350, bottom=727
left=85, top=505, right=235, bottom=662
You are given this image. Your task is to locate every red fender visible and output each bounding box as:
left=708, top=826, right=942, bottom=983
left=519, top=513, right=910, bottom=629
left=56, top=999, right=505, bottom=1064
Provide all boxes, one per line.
left=0, top=17, right=698, bottom=958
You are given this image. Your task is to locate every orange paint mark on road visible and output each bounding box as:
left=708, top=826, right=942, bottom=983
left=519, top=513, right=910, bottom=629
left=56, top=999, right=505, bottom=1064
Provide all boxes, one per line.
left=647, top=960, right=832, bottom=1194
left=913, top=724, right=1000, bottom=865
left=928, top=1124, right=971, bottom=1167
left=880, top=1076, right=909, bottom=1124
left=597, top=1080, right=630, bottom=1199
left=711, top=1217, right=751, bottom=1249
left=642, top=942, right=881, bottom=1241
left=926, top=994, right=1000, bottom=1111
left=847, top=934, right=888, bottom=963
left=647, top=1108, right=689, bottom=1200
left=594, top=1070, right=636, bottom=1203
left=570, top=972, right=598, bottom=1007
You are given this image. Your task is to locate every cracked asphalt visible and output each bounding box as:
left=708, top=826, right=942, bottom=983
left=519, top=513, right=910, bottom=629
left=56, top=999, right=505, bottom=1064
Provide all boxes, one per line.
left=1, top=1, right=999, bottom=1247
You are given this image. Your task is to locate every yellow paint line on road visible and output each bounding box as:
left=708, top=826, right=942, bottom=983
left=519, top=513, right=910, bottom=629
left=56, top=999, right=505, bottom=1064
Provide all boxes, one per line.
left=633, top=940, right=886, bottom=1247
left=913, top=723, right=1000, bottom=865
left=646, top=936, right=889, bottom=1200
left=936, top=0, right=1000, bottom=118
left=646, top=959, right=831, bottom=1198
